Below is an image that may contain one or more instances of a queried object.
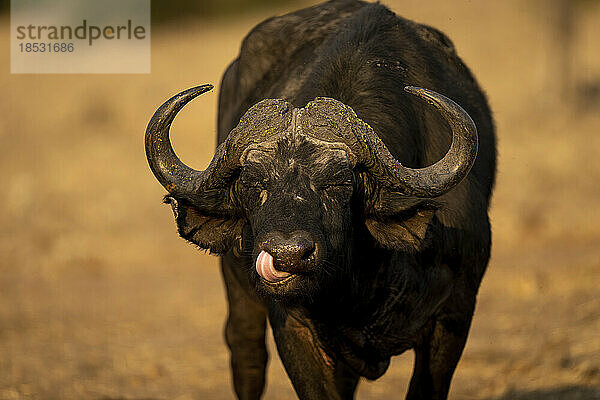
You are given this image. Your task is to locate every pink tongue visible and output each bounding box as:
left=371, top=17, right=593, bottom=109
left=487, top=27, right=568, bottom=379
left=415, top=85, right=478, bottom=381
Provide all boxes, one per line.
left=256, top=250, right=292, bottom=283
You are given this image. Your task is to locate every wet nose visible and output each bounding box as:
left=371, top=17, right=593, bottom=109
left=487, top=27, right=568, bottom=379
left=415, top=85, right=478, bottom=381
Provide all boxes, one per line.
left=263, top=232, right=316, bottom=273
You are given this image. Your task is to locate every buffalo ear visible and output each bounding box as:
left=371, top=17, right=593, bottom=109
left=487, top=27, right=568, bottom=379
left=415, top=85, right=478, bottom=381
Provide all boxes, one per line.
left=365, top=201, right=437, bottom=253
left=165, top=196, right=244, bottom=255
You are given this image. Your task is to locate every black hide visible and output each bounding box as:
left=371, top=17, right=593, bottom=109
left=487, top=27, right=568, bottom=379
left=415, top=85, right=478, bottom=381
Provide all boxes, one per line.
left=164, top=1, right=496, bottom=399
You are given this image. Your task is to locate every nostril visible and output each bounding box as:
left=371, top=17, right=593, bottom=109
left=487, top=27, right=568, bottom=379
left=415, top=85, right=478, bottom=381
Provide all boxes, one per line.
left=299, top=240, right=316, bottom=260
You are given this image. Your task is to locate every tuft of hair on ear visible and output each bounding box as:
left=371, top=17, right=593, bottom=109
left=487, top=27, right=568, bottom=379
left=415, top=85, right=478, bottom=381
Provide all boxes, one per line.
left=365, top=200, right=439, bottom=253
left=163, top=195, right=244, bottom=256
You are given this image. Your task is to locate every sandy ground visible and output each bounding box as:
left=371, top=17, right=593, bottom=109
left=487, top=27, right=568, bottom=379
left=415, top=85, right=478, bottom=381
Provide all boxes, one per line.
left=1, top=0, right=599, bottom=399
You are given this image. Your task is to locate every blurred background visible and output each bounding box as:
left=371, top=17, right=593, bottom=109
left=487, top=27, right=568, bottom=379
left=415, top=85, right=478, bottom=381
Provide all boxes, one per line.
left=1, top=0, right=599, bottom=399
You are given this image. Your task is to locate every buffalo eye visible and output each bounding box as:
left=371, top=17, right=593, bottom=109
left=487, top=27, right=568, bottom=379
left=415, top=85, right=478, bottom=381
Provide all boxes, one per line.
left=313, top=170, right=353, bottom=190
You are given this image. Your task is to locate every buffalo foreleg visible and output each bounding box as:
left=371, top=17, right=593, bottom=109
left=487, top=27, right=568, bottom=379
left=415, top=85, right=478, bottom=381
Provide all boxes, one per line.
left=406, top=311, right=474, bottom=400
left=269, top=306, right=360, bottom=400
left=222, top=256, right=269, bottom=400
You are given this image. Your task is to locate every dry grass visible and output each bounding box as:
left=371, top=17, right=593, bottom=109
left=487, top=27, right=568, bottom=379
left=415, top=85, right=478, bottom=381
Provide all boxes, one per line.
left=1, top=0, right=599, bottom=399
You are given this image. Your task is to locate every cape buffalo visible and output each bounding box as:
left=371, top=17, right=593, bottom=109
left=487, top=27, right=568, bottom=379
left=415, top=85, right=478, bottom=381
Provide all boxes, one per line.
left=145, top=1, right=496, bottom=399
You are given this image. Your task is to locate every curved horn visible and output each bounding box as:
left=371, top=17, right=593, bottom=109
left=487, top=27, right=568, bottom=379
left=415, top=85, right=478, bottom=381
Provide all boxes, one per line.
left=302, top=87, right=477, bottom=197
left=396, top=86, right=478, bottom=197
left=146, top=85, right=295, bottom=198
left=355, top=86, right=478, bottom=198
left=145, top=84, right=214, bottom=193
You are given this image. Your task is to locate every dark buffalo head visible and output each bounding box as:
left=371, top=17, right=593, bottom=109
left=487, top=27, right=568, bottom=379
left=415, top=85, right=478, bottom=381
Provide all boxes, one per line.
left=145, top=84, right=477, bottom=304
